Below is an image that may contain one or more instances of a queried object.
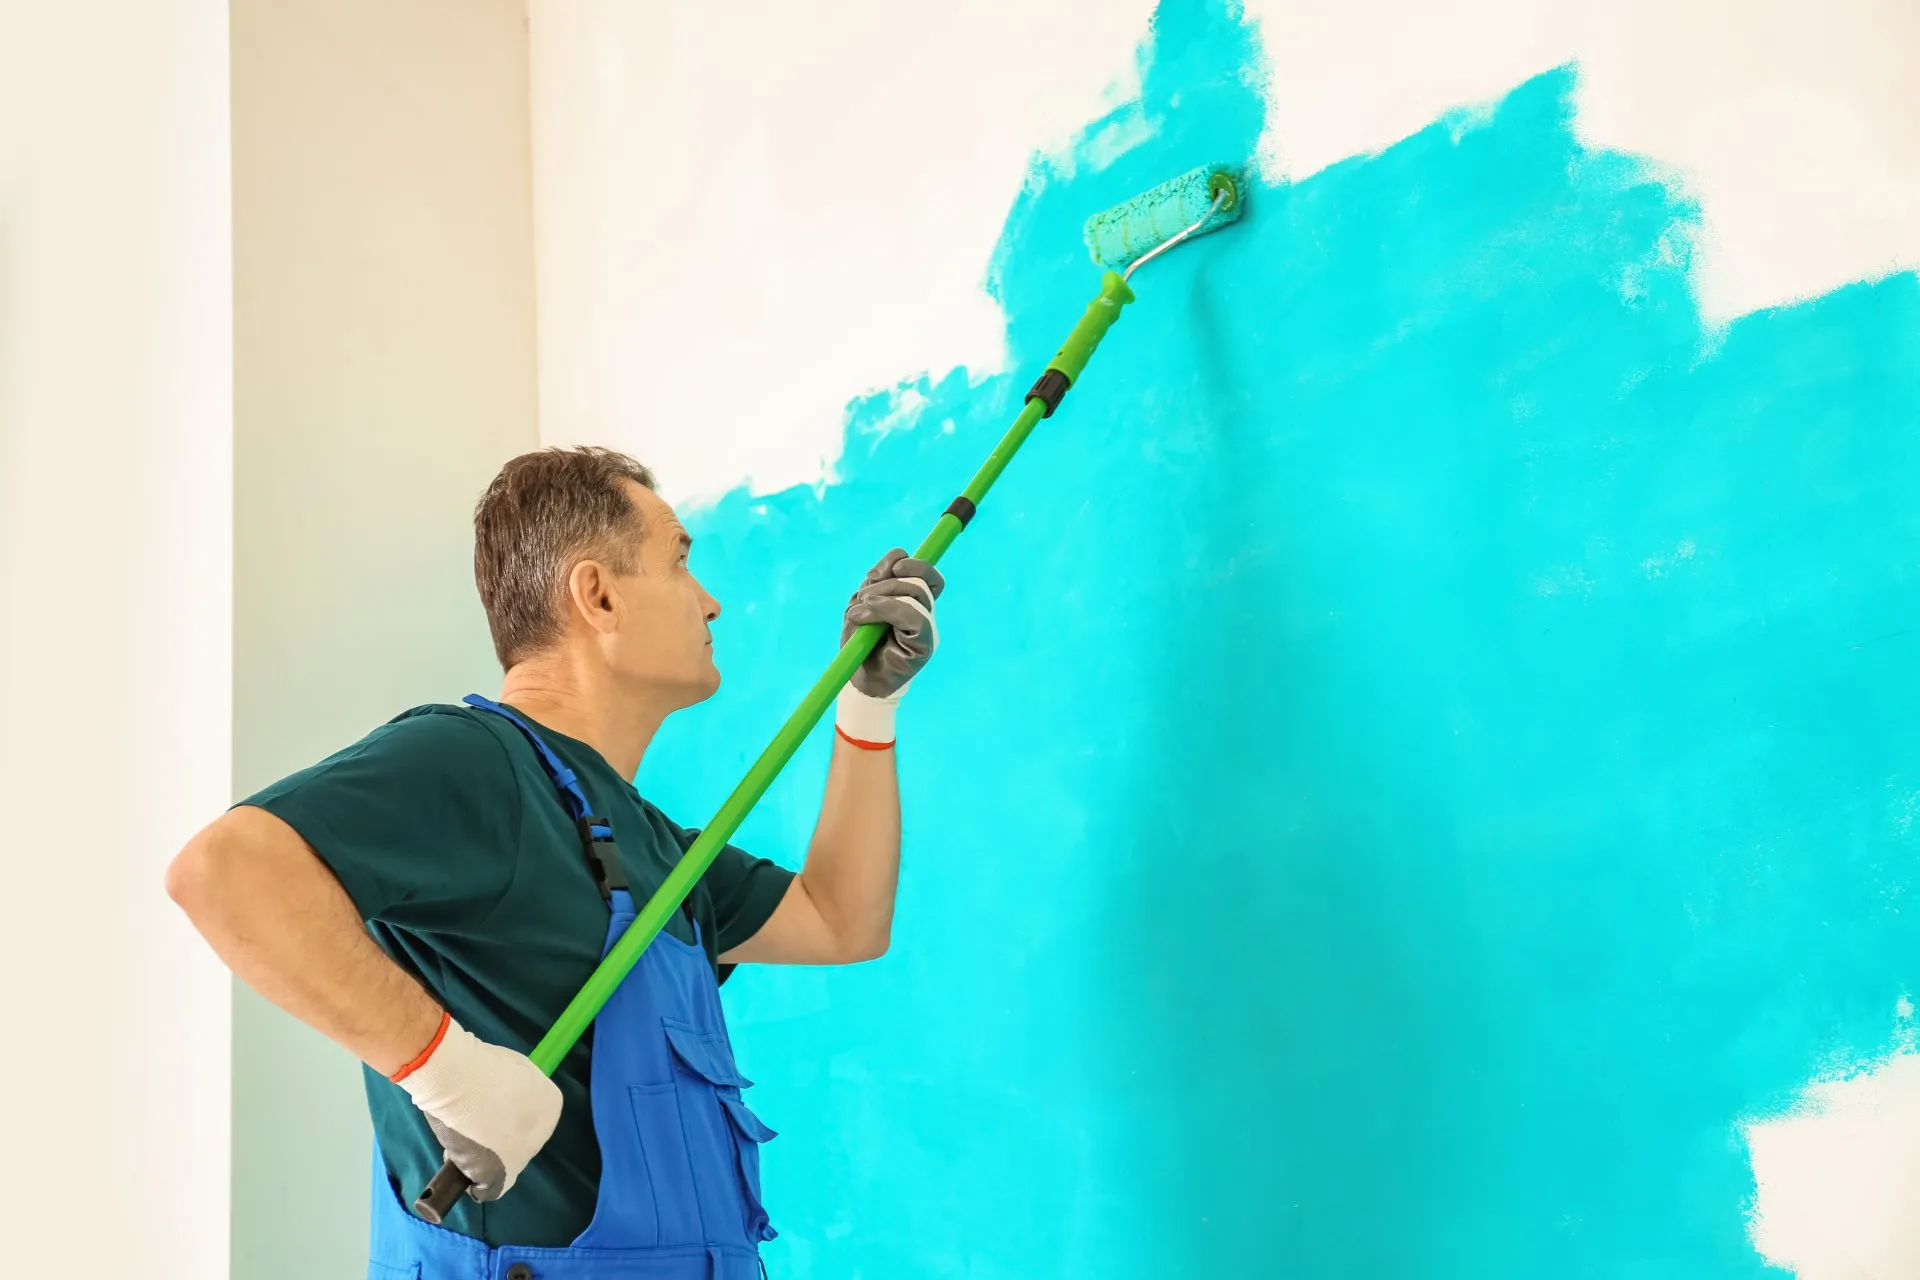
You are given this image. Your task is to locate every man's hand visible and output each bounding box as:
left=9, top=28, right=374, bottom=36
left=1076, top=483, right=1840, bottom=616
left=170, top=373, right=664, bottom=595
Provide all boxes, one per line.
left=836, top=549, right=943, bottom=748
left=393, top=1016, right=563, bottom=1202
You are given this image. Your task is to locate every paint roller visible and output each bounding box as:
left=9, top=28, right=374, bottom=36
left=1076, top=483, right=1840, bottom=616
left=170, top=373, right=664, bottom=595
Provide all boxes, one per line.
left=412, top=161, right=1249, bottom=1224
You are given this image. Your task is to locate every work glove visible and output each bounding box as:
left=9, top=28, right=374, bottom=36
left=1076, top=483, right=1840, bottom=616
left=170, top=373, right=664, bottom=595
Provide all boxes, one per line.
left=392, top=1015, right=563, bottom=1202
left=835, top=548, right=943, bottom=748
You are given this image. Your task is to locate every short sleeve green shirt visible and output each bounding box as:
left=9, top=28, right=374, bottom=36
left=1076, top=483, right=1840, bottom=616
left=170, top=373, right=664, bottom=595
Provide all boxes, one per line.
left=240, top=702, right=794, bottom=1248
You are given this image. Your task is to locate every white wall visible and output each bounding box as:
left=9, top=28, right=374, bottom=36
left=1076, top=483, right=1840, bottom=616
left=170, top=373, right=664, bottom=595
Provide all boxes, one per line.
left=1245, top=0, right=1920, bottom=324
left=1, top=7, right=537, bottom=1275
left=229, top=2, right=541, bottom=1276
left=528, top=0, right=1157, bottom=503
left=0, top=3, right=233, bottom=1276
left=529, top=0, right=1920, bottom=508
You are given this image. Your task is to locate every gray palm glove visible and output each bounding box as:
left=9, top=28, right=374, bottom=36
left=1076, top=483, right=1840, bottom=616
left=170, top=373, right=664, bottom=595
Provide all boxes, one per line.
left=426, top=1115, right=513, bottom=1202
left=836, top=549, right=943, bottom=746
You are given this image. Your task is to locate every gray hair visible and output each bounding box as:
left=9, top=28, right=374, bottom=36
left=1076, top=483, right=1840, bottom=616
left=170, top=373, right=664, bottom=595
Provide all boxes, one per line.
left=473, top=445, right=658, bottom=669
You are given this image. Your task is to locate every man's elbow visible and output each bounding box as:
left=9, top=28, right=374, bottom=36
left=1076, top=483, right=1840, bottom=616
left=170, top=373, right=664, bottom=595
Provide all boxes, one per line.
left=840, top=927, right=891, bottom=964
left=166, top=814, right=249, bottom=918
left=165, top=826, right=221, bottom=914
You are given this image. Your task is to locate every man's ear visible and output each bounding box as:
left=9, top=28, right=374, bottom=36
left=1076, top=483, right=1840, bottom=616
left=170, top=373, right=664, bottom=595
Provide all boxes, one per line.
left=566, top=558, right=621, bottom=637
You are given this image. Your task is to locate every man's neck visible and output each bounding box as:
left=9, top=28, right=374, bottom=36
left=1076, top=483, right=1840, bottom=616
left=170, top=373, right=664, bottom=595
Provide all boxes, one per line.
left=496, top=658, right=668, bottom=781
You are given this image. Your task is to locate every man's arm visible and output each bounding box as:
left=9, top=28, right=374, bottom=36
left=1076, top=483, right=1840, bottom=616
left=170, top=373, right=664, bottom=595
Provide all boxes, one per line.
left=167, top=803, right=563, bottom=1201
left=722, top=738, right=900, bottom=965
left=165, top=805, right=443, bottom=1073
left=720, top=548, right=939, bottom=967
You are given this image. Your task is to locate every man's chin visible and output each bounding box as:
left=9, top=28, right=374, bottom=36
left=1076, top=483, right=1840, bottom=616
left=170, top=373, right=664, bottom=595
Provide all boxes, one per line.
left=653, top=660, right=721, bottom=711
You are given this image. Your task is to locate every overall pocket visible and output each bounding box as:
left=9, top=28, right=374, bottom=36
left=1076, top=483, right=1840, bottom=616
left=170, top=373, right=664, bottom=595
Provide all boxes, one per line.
left=625, top=1081, right=688, bottom=1245
left=662, top=1019, right=779, bottom=1244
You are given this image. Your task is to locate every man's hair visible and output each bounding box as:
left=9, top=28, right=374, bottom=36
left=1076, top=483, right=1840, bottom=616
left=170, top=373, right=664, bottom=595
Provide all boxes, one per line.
left=473, top=446, right=658, bottom=669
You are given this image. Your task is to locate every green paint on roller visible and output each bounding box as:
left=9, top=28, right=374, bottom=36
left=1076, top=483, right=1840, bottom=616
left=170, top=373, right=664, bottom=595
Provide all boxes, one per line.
left=1083, top=162, right=1245, bottom=271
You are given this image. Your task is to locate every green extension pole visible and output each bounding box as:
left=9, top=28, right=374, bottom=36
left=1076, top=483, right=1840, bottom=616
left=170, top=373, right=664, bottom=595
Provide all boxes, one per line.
left=414, top=162, right=1243, bottom=1223
left=547, top=270, right=1133, bottom=1052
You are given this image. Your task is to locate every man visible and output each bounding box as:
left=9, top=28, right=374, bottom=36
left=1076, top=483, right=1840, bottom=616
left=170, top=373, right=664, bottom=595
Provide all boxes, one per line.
left=167, top=446, right=942, bottom=1278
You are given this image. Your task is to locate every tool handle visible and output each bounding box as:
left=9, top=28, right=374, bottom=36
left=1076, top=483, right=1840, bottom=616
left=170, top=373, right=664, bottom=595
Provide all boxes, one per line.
left=412, top=272, right=1137, bottom=1222
left=413, top=1160, right=470, bottom=1225
left=1046, top=271, right=1133, bottom=384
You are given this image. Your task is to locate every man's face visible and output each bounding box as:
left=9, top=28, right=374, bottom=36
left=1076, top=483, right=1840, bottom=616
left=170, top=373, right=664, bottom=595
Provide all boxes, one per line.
left=602, top=483, right=722, bottom=706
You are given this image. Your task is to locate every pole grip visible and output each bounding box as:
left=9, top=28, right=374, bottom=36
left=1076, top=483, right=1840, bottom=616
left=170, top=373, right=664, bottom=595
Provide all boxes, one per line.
left=412, top=1159, right=471, bottom=1225
left=1045, top=271, right=1134, bottom=384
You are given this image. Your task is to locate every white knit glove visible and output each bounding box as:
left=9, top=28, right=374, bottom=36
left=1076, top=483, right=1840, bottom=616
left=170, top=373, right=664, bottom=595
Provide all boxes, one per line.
left=392, top=1015, right=563, bottom=1202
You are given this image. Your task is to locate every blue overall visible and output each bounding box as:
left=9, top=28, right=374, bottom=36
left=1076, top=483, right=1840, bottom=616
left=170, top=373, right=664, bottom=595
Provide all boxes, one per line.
left=367, top=695, right=779, bottom=1280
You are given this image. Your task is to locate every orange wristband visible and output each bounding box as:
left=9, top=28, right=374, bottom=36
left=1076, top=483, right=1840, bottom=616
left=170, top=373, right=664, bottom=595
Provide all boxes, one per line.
left=390, top=1011, right=451, bottom=1083
left=836, top=725, right=895, bottom=751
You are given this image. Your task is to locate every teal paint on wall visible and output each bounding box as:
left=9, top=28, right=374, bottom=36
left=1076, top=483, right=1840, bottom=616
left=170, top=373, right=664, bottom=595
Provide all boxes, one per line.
left=640, top=1, right=1920, bottom=1273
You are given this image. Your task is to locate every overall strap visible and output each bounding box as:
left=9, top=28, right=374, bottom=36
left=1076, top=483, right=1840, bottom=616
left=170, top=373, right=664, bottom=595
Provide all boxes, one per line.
left=462, top=693, right=628, bottom=902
